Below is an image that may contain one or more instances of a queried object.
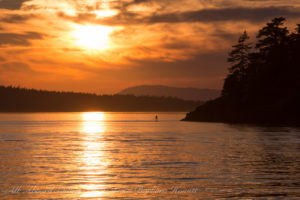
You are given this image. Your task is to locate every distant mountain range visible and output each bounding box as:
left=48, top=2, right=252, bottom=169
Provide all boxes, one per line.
left=118, top=85, right=221, bottom=101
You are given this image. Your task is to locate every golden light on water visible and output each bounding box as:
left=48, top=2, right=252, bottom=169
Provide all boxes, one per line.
left=82, top=112, right=105, bottom=133
left=80, top=112, right=108, bottom=197
left=81, top=184, right=106, bottom=198
left=82, top=122, right=105, bottom=133
left=72, top=25, right=113, bottom=50
left=82, top=112, right=105, bottom=121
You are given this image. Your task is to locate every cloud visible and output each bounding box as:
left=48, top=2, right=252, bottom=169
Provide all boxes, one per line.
left=0, top=0, right=30, bottom=10
left=147, top=7, right=300, bottom=23
left=0, top=14, right=35, bottom=23
left=58, top=6, right=300, bottom=25
left=0, top=32, right=43, bottom=47
left=57, top=11, right=97, bottom=24
left=122, top=0, right=153, bottom=8
left=0, top=62, right=33, bottom=73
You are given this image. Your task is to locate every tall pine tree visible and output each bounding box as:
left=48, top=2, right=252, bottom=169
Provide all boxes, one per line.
left=222, top=31, right=251, bottom=97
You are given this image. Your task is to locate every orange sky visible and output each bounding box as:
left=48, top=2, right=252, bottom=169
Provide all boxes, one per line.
left=0, top=0, right=299, bottom=94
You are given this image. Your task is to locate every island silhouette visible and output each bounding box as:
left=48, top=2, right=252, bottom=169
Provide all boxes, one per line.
left=118, top=85, right=220, bottom=101
left=183, top=17, right=300, bottom=125
left=0, top=85, right=202, bottom=112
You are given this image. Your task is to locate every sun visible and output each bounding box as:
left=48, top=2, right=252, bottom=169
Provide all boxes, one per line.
left=72, top=25, right=113, bottom=50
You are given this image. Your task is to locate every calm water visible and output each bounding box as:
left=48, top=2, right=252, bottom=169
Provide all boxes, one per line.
left=0, top=112, right=300, bottom=199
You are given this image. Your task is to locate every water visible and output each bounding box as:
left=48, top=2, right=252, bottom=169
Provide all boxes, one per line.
left=0, top=112, right=300, bottom=199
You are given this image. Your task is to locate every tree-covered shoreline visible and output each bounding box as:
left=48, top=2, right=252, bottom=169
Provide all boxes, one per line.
left=0, top=85, right=202, bottom=112
left=183, top=17, right=300, bottom=125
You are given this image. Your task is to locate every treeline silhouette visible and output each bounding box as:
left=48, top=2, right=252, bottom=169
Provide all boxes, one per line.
left=0, top=85, right=202, bottom=112
left=184, top=17, right=300, bottom=124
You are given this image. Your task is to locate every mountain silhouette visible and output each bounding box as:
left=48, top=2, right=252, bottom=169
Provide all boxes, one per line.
left=118, top=85, right=221, bottom=101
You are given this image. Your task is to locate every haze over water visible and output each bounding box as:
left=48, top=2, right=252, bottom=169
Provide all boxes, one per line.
left=0, top=112, right=300, bottom=199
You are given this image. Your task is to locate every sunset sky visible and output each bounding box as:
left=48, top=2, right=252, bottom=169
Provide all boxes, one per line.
left=0, top=0, right=299, bottom=94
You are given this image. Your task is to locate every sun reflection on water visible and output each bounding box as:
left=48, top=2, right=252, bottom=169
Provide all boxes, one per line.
left=82, top=112, right=105, bottom=133
left=80, top=112, right=108, bottom=198
left=82, top=112, right=105, bottom=121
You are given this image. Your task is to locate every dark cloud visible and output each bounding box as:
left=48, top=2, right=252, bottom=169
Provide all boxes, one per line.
left=129, top=0, right=150, bottom=4
left=212, top=31, right=240, bottom=43
left=58, top=6, right=300, bottom=25
left=0, top=0, right=30, bottom=10
left=161, top=41, right=192, bottom=50
left=0, top=62, right=33, bottom=73
left=0, top=32, right=43, bottom=47
left=0, top=57, right=5, bottom=61
left=0, top=14, right=35, bottom=23
left=147, top=7, right=300, bottom=23
left=123, top=0, right=152, bottom=7
left=114, top=0, right=179, bottom=12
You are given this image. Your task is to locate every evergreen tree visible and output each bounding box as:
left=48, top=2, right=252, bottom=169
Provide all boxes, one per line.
left=288, top=24, right=300, bottom=90
left=251, top=17, right=289, bottom=99
left=256, top=17, right=289, bottom=54
left=228, top=31, right=251, bottom=76
left=290, top=24, right=300, bottom=50
left=222, top=31, right=251, bottom=97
